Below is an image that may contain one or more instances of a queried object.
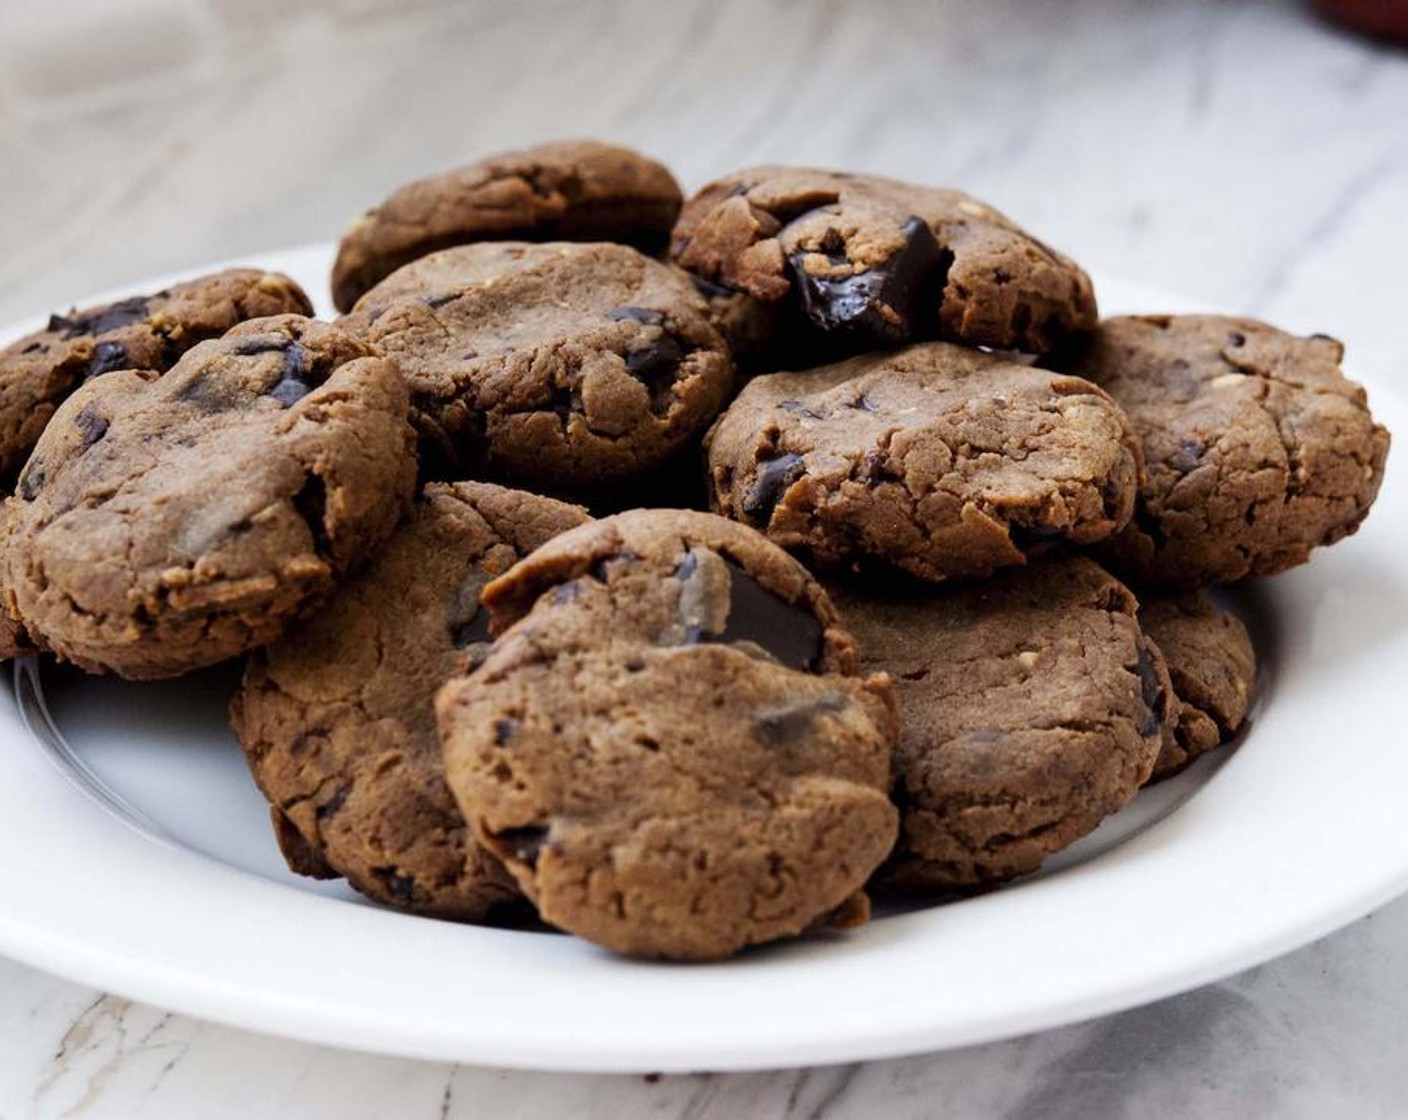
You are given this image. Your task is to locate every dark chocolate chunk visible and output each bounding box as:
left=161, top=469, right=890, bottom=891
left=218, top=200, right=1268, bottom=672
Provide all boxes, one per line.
left=779, top=400, right=822, bottom=420
left=624, top=334, right=687, bottom=415
left=422, top=292, right=459, bottom=310
left=48, top=296, right=151, bottom=340
left=452, top=609, right=493, bottom=648
left=552, top=580, right=584, bottom=605
left=608, top=306, right=665, bottom=325
left=1169, top=437, right=1204, bottom=474
left=292, top=472, right=331, bottom=557
left=17, top=463, right=45, bottom=501
left=1135, top=640, right=1169, bottom=738
left=753, top=692, right=847, bottom=745
left=268, top=343, right=312, bottom=407
left=789, top=216, right=951, bottom=343
left=374, top=868, right=421, bottom=904
left=74, top=402, right=110, bottom=448
left=494, top=718, right=518, bottom=745
left=85, top=340, right=129, bottom=380
left=690, top=275, right=738, bottom=300
left=676, top=555, right=824, bottom=672
left=20, top=341, right=44, bottom=355
left=493, top=825, right=549, bottom=868
left=316, top=785, right=350, bottom=820
left=229, top=336, right=292, bottom=356
left=741, top=453, right=805, bottom=525
left=1226, top=331, right=1247, bottom=348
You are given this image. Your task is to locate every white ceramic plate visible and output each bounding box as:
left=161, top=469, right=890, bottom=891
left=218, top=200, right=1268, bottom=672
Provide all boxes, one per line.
left=0, top=246, right=1403, bottom=1074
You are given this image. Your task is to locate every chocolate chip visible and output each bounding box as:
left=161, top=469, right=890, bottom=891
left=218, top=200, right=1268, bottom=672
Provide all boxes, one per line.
left=48, top=295, right=151, bottom=340
left=17, top=463, right=45, bottom=501
left=1169, top=437, right=1204, bottom=474
left=552, top=580, right=584, bottom=605
left=608, top=306, right=664, bottom=325
left=84, top=340, right=129, bottom=380
left=849, top=395, right=878, bottom=412
left=676, top=554, right=824, bottom=672
left=20, top=341, right=44, bottom=355
left=75, top=402, right=109, bottom=448
left=1135, top=641, right=1168, bottom=738
left=422, top=292, right=459, bottom=310
left=1226, top=331, right=1246, bottom=347
left=741, top=453, right=805, bottom=525
left=229, top=336, right=292, bottom=356
left=493, top=825, right=549, bottom=868
left=316, top=785, right=350, bottom=820
left=780, top=400, right=822, bottom=420
left=494, top=719, right=518, bottom=745
left=374, top=868, right=420, bottom=904
left=624, top=334, right=687, bottom=415
left=452, top=610, right=493, bottom=648
left=689, top=275, right=738, bottom=300
left=789, top=216, right=951, bottom=343
left=753, top=692, right=847, bottom=745
left=292, top=472, right=331, bottom=557
left=269, top=343, right=312, bottom=407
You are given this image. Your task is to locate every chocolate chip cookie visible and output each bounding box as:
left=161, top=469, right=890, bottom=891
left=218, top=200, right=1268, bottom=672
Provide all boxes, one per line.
left=705, top=342, right=1143, bottom=582
left=0, top=269, right=313, bottom=489
left=1050, top=315, right=1391, bottom=588
left=232, top=482, right=590, bottom=919
left=332, top=139, right=683, bottom=312
left=344, top=241, right=734, bottom=490
left=671, top=166, right=1097, bottom=354
left=6, top=315, right=416, bottom=679
left=436, top=509, right=900, bottom=961
left=829, top=554, right=1169, bottom=891
left=1139, top=590, right=1256, bottom=780
left=0, top=502, right=32, bottom=660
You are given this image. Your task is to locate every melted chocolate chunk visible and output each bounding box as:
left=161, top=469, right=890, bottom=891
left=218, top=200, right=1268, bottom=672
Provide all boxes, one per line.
left=742, top=453, right=805, bottom=525
left=677, top=555, right=824, bottom=672
left=452, top=609, right=493, bottom=648
left=269, top=343, right=312, bottom=407
left=374, top=868, right=420, bottom=904
left=608, top=306, right=664, bottom=325
left=292, top=472, right=331, bottom=557
left=753, top=692, right=846, bottom=745
left=493, top=825, right=548, bottom=868
left=624, top=334, right=687, bottom=415
left=47, top=295, right=151, bottom=340
left=85, top=340, right=129, bottom=380
left=1135, top=641, right=1169, bottom=738
left=75, top=402, right=110, bottom=448
left=789, top=216, right=951, bottom=343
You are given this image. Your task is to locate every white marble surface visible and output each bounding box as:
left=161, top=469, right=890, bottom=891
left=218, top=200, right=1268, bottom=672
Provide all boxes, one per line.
left=1, top=0, right=1407, bottom=1115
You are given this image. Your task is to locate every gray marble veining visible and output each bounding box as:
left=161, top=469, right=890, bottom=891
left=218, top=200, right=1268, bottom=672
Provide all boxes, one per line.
left=1, top=1, right=1406, bottom=1116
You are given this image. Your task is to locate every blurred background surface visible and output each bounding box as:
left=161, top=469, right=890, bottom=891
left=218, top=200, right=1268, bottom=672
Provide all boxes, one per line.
left=1, top=1, right=1407, bottom=1117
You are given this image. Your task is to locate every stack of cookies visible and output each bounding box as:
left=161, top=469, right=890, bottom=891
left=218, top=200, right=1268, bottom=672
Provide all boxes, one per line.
left=0, top=140, right=1390, bottom=961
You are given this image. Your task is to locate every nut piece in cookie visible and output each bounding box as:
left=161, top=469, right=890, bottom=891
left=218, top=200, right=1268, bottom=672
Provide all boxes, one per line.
left=436, top=509, right=899, bottom=961
left=344, top=242, right=734, bottom=491
left=1049, top=315, right=1391, bottom=588
left=1139, top=590, right=1256, bottom=781
left=332, top=139, right=683, bottom=312
left=705, top=341, right=1143, bottom=582
left=0, top=269, right=313, bottom=489
left=232, top=482, right=590, bottom=920
left=671, top=166, right=1097, bottom=355
left=830, top=554, right=1169, bottom=891
left=6, top=315, right=416, bottom=680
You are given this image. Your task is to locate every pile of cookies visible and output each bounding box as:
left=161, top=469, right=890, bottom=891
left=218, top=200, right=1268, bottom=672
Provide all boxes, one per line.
left=0, top=140, right=1390, bottom=961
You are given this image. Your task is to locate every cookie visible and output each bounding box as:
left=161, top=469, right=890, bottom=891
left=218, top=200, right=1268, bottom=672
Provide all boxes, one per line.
left=1139, top=590, right=1256, bottom=780
left=0, top=502, right=32, bottom=660
left=435, top=509, right=899, bottom=961
left=0, top=269, right=313, bottom=489
left=671, top=166, right=1097, bottom=355
left=1050, top=315, right=1391, bottom=588
left=344, top=241, right=734, bottom=490
left=705, top=342, right=1143, bottom=582
left=331, top=139, right=683, bottom=312
left=828, top=554, right=1169, bottom=891
left=232, top=482, right=590, bottom=919
left=6, top=315, right=416, bottom=679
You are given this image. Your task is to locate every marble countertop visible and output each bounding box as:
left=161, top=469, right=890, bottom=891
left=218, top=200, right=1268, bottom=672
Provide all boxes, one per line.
left=2, top=0, right=1407, bottom=1115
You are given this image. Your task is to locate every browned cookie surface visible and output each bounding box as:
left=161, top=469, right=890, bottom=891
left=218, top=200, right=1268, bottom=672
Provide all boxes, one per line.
left=233, top=482, right=589, bottom=919
left=332, top=139, right=682, bottom=312
left=436, top=509, right=898, bottom=961
left=1053, top=315, right=1390, bottom=588
left=705, top=342, right=1142, bottom=582
left=0, top=269, right=312, bottom=488
left=344, top=242, right=733, bottom=491
left=1139, top=590, right=1256, bottom=780
left=830, top=554, right=1169, bottom=891
left=671, top=166, right=1096, bottom=354
left=6, top=315, right=416, bottom=679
